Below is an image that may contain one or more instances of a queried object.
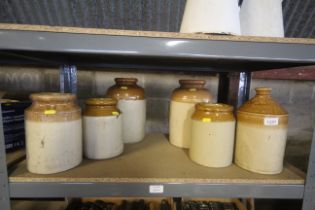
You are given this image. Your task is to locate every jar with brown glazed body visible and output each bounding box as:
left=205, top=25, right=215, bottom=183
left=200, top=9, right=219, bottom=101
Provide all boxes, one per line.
left=83, top=98, right=123, bottom=159
left=169, top=80, right=212, bottom=148
left=189, top=103, right=235, bottom=167
left=106, top=78, right=146, bottom=143
left=235, top=87, right=288, bottom=174
left=25, top=93, right=82, bottom=174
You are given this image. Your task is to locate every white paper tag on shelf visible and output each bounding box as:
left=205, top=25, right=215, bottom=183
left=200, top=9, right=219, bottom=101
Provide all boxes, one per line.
left=149, top=185, right=164, bottom=194
left=264, top=117, right=279, bottom=126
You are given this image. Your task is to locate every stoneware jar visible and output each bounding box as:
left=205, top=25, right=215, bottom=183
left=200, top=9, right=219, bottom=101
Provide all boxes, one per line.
left=83, top=98, right=123, bottom=159
left=106, top=78, right=146, bottom=143
left=189, top=103, right=235, bottom=168
left=235, top=87, right=288, bottom=174
left=180, top=0, right=241, bottom=35
left=25, top=93, right=82, bottom=174
left=169, top=80, right=212, bottom=148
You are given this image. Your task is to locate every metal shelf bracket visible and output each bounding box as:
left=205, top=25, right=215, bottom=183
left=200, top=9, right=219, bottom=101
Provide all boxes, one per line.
left=0, top=105, right=11, bottom=210
left=302, top=127, right=315, bottom=210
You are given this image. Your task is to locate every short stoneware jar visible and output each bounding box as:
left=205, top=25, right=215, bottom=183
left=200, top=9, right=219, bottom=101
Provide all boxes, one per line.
left=106, top=78, right=146, bottom=143
left=235, top=87, right=288, bottom=174
left=83, top=98, right=123, bottom=160
left=189, top=103, right=235, bottom=168
left=169, top=80, right=212, bottom=148
left=25, top=93, right=82, bottom=174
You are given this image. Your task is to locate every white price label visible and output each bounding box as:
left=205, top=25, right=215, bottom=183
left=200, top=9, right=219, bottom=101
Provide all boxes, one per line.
left=149, top=185, right=164, bottom=194
left=264, top=117, right=279, bottom=126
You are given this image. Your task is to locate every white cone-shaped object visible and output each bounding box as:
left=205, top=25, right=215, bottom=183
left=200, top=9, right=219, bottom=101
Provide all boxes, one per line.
left=180, top=0, right=241, bottom=35
left=240, top=0, right=284, bottom=37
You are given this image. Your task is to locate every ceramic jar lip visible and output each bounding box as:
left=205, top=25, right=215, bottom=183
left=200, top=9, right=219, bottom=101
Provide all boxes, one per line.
left=196, top=103, right=233, bottom=112
left=115, top=78, right=138, bottom=85
left=255, top=87, right=272, bottom=95
left=30, top=92, right=76, bottom=102
left=85, top=98, right=117, bottom=106
left=179, top=79, right=205, bottom=88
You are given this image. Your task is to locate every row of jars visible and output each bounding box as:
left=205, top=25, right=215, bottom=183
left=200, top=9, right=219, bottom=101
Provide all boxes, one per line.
left=170, top=80, right=288, bottom=175
left=25, top=78, right=146, bottom=174
left=25, top=77, right=288, bottom=175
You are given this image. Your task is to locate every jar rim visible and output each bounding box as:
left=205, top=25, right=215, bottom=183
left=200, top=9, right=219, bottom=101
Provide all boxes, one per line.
left=179, top=79, right=205, bottom=85
left=115, top=78, right=138, bottom=83
left=85, top=98, right=117, bottom=106
left=255, top=87, right=272, bottom=95
left=196, top=103, right=233, bottom=112
left=30, top=92, right=76, bottom=101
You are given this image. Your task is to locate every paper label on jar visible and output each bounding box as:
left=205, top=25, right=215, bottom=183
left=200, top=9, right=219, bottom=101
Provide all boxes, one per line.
left=189, top=88, right=197, bottom=92
left=44, top=109, right=56, bottom=115
left=112, top=111, right=119, bottom=116
left=202, top=118, right=211, bottom=123
left=264, top=117, right=279, bottom=126
left=120, top=86, right=128, bottom=90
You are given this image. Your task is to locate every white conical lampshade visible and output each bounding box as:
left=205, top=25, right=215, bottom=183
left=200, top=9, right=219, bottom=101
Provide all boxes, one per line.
left=240, top=0, right=284, bottom=37
left=180, top=0, right=241, bottom=35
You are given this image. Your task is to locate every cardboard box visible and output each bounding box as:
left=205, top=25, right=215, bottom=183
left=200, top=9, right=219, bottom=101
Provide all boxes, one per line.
left=1, top=99, right=30, bottom=151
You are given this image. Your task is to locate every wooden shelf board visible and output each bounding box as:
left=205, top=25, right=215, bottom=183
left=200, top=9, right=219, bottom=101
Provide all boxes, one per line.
left=9, top=133, right=305, bottom=185
left=0, top=23, right=314, bottom=45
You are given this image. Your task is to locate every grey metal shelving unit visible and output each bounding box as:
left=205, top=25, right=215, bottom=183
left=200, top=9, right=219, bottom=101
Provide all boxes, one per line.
left=0, top=24, right=315, bottom=210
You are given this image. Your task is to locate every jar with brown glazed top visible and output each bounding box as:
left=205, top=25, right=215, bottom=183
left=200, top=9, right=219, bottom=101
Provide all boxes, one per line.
left=169, top=79, right=212, bottom=148
left=25, top=93, right=82, bottom=174
left=235, top=87, right=288, bottom=174
left=189, top=103, right=235, bottom=167
left=83, top=98, right=123, bottom=159
left=106, top=78, right=146, bottom=143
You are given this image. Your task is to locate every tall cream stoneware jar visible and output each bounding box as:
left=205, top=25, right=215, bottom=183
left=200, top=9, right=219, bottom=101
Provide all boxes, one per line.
left=25, top=93, right=82, bottom=174
left=169, top=80, right=212, bottom=148
left=190, top=103, right=235, bottom=167
left=83, top=98, right=123, bottom=159
left=107, top=78, right=146, bottom=143
left=235, top=87, right=288, bottom=174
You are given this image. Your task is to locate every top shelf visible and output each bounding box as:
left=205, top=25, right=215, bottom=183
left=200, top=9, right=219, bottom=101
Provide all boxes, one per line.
left=0, top=24, right=315, bottom=72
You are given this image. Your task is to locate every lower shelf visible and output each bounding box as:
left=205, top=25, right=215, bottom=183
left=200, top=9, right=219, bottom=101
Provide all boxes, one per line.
left=11, top=200, right=66, bottom=210
left=9, top=133, right=305, bottom=198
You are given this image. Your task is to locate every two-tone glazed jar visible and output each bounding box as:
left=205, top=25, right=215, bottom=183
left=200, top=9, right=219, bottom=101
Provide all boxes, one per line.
left=83, top=98, right=123, bottom=159
left=106, top=78, right=146, bottom=143
left=169, top=80, right=212, bottom=148
left=189, top=103, right=235, bottom=167
left=25, top=93, right=82, bottom=174
left=235, top=87, right=288, bottom=174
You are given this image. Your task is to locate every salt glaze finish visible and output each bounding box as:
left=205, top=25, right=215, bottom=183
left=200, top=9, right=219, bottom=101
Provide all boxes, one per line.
left=106, top=78, right=146, bottom=143
left=169, top=80, right=212, bottom=148
left=25, top=93, right=82, bottom=174
left=190, top=103, right=235, bottom=168
left=83, top=98, right=123, bottom=160
left=235, top=87, right=289, bottom=174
